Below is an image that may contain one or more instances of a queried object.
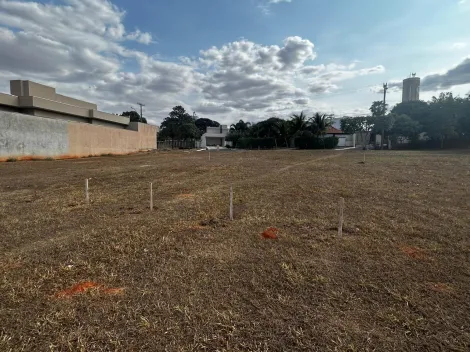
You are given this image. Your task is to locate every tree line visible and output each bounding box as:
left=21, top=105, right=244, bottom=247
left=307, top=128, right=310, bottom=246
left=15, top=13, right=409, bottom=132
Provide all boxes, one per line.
left=156, top=106, right=339, bottom=149
left=155, top=90, right=470, bottom=149
left=341, top=92, right=470, bottom=149
left=226, top=112, right=336, bottom=148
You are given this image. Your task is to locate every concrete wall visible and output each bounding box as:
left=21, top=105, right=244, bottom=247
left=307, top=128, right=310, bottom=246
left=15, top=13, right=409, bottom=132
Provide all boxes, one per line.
left=0, top=111, right=157, bottom=160
left=0, top=111, right=69, bottom=158
left=29, top=109, right=90, bottom=124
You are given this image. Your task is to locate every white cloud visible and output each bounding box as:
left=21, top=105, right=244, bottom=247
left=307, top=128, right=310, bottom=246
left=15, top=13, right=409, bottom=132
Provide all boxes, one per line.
left=259, top=0, right=293, bottom=14
left=0, top=0, right=386, bottom=125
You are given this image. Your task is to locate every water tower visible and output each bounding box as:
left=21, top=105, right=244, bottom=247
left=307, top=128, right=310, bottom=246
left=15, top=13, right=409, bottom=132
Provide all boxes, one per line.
left=402, top=73, right=420, bottom=102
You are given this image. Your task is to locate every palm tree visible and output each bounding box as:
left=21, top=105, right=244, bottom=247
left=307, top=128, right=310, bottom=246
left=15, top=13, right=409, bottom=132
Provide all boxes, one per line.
left=276, top=119, right=291, bottom=147
left=310, top=113, right=333, bottom=149
left=290, top=112, right=308, bottom=136
left=230, top=120, right=251, bottom=132
left=310, top=113, right=332, bottom=138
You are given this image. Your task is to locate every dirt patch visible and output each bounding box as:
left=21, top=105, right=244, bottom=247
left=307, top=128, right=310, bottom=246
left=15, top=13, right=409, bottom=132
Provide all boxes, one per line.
left=261, top=227, right=279, bottom=239
left=401, top=246, right=427, bottom=260
left=55, top=282, right=125, bottom=298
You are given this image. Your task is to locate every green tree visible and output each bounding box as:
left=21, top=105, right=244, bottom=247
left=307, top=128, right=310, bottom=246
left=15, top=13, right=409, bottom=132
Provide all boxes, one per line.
left=289, top=112, right=309, bottom=136
left=158, top=106, right=200, bottom=141
left=276, top=119, right=291, bottom=147
left=391, top=100, right=429, bottom=126
left=340, top=116, right=375, bottom=147
left=459, top=95, right=470, bottom=138
left=389, top=114, right=420, bottom=143
left=370, top=101, right=388, bottom=148
left=121, top=111, right=147, bottom=124
left=424, top=93, right=460, bottom=148
left=230, top=120, right=251, bottom=132
left=255, top=117, right=284, bottom=138
left=309, top=113, right=332, bottom=137
left=370, top=101, right=388, bottom=117
left=195, top=118, right=220, bottom=134
left=340, top=116, right=365, bottom=134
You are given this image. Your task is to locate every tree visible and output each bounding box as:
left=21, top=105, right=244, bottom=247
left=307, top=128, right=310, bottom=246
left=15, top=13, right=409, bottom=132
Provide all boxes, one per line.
left=424, top=93, right=460, bottom=148
left=389, top=114, right=420, bottom=143
left=340, top=116, right=365, bottom=135
left=121, top=111, right=147, bottom=124
left=370, top=101, right=388, bottom=117
left=459, top=96, right=470, bottom=138
left=391, top=100, right=429, bottom=125
left=340, top=116, right=375, bottom=147
left=158, top=106, right=200, bottom=141
left=290, top=112, right=309, bottom=136
left=254, top=117, right=284, bottom=138
left=373, top=114, right=395, bottom=138
left=310, top=113, right=332, bottom=137
left=195, top=118, right=220, bottom=134
left=230, top=120, right=251, bottom=132
left=276, top=119, right=291, bottom=147
left=370, top=101, right=388, bottom=148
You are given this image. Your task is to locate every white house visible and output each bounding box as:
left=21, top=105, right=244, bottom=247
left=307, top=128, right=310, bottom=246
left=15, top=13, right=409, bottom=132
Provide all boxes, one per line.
left=200, top=125, right=230, bottom=148
left=325, top=126, right=356, bottom=147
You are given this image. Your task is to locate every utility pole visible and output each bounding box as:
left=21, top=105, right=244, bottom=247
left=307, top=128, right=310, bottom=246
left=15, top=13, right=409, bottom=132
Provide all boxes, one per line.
left=382, top=83, right=388, bottom=150
left=137, top=102, right=145, bottom=122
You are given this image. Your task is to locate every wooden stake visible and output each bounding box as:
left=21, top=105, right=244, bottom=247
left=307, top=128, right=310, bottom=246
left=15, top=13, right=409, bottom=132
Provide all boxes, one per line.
left=85, top=178, right=89, bottom=203
left=150, top=182, right=153, bottom=211
left=338, top=197, right=345, bottom=237
left=229, top=185, right=233, bottom=221
left=209, top=150, right=211, bottom=161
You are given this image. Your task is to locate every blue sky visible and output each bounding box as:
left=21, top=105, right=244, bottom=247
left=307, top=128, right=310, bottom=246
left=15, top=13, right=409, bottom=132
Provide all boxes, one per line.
left=0, top=0, right=469, bottom=124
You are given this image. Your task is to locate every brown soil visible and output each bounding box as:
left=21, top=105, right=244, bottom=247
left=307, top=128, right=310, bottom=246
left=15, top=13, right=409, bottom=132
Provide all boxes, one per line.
left=1, top=149, right=469, bottom=351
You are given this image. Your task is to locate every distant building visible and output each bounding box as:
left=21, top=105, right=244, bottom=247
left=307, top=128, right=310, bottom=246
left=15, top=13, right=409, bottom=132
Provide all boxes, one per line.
left=402, top=73, right=420, bottom=102
left=200, top=125, right=229, bottom=148
left=0, top=80, right=157, bottom=160
left=325, top=126, right=356, bottom=148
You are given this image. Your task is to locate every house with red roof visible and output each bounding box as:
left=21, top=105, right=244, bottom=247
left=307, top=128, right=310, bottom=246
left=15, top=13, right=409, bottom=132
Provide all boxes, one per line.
left=325, top=126, right=356, bottom=147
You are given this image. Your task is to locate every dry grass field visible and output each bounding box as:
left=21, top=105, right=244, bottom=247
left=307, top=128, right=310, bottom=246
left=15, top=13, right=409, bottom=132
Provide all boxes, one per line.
left=0, top=149, right=469, bottom=351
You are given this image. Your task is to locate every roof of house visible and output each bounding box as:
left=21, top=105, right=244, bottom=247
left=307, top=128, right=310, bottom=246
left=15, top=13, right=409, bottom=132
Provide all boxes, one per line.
left=327, top=126, right=344, bottom=134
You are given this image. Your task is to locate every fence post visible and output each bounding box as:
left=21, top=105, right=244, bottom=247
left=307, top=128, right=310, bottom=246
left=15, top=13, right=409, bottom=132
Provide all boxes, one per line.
left=150, top=182, right=153, bottom=211
left=338, top=197, right=345, bottom=237
left=229, top=185, right=233, bottom=221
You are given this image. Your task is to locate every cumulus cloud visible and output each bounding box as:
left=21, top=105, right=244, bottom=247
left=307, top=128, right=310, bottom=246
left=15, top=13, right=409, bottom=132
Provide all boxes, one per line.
left=0, top=0, right=386, bottom=124
left=197, top=37, right=382, bottom=114
left=421, top=57, right=470, bottom=91
left=0, top=0, right=191, bottom=124
left=374, top=57, right=470, bottom=95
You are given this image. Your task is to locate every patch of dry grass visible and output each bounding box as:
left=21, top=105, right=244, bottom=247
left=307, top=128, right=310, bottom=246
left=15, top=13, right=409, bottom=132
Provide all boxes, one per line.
left=0, top=149, right=469, bottom=351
